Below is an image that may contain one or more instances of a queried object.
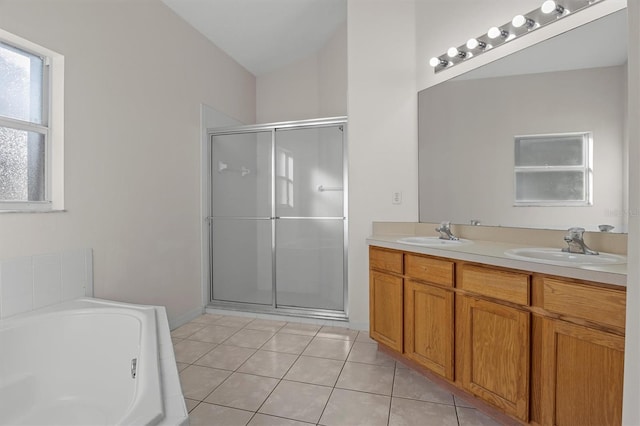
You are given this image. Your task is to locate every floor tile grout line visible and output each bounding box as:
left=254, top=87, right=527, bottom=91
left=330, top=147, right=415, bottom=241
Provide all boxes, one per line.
left=332, top=384, right=394, bottom=399
left=195, top=399, right=259, bottom=414
left=455, top=404, right=462, bottom=426
left=185, top=398, right=201, bottom=414
left=315, top=337, right=357, bottom=424
left=280, top=377, right=339, bottom=389
left=387, top=363, right=398, bottom=426
left=193, top=369, right=234, bottom=405
left=391, top=394, right=458, bottom=407
left=191, top=400, right=257, bottom=416
left=251, top=376, right=282, bottom=420
left=315, top=382, right=337, bottom=425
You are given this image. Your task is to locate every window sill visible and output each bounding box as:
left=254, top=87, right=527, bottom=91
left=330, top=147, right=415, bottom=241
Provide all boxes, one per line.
left=0, top=209, right=67, bottom=214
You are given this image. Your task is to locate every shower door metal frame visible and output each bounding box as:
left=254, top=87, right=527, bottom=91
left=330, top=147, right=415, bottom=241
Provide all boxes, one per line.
left=207, top=116, right=348, bottom=321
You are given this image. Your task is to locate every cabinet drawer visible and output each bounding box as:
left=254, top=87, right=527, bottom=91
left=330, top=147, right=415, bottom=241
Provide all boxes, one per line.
left=370, top=247, right=403, bottom=274
left=459, top=264, right=529, bottom=305
left=405, top=254, right=454, bottom=287
left=541, top=277, right=626, bottom=329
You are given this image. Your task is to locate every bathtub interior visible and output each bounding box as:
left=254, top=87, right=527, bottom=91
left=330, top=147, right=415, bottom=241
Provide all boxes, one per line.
left=0, top=299, right=168, bottom=426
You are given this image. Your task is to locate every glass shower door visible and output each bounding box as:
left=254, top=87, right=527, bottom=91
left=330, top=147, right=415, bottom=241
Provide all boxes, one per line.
left=274, top=125, right=345, bottom=311
left=210, top=131, right=273, bottom=305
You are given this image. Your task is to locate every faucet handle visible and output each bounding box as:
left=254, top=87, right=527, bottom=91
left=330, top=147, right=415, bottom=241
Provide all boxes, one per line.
left=567, top=227, right=585, bottom=237
left=436, top=221, right=451, bottom=231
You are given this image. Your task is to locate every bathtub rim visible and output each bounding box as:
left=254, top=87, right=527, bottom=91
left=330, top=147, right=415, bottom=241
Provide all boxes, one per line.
left=0, top=297, right=167, bottom=426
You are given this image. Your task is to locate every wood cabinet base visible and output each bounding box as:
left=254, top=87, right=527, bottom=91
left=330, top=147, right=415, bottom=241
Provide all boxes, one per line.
left=540, top=318, right=624, bottom=426
left=369, top=246, right=625, bottom=426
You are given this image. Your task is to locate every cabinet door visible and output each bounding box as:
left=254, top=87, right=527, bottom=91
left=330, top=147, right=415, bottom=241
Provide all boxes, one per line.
left=404, top=280, right=453, bottom=379
left=540, top=318, right=624, bottom=426
left=369, top=271, right=403, bottom=352
left=457, top=295, right=530, bottom=422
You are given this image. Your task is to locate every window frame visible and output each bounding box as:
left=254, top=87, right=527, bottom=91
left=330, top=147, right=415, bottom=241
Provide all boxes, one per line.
left=513, top=132, right=593, bottom=207
left=0, top=29, right=64, bottom=212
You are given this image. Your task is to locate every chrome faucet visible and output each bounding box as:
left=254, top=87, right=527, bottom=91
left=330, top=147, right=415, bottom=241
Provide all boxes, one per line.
left=562, top=227, right=599, bottom=255
left=435, top=221, right=459, bottom=241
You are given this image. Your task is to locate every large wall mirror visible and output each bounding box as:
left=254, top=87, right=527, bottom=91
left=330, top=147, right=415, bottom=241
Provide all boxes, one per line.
left=418, top=8, right=628, bottom=233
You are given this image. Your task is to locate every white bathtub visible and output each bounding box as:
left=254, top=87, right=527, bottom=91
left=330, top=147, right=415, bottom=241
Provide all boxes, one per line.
left=0, top=298, right=188, bottom=426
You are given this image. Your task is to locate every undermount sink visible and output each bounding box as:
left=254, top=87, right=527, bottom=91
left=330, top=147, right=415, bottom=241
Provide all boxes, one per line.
left=504, top=247, right=627, bottom=267
left=398, top=236, right=472, bottom=246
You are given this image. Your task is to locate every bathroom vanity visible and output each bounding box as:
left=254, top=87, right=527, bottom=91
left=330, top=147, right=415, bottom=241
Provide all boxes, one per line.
left=368, top=234, right=626, bottom=425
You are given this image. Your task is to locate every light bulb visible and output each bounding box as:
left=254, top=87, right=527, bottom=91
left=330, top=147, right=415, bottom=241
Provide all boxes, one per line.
left=447, top=47, right=459, bottom=58
left=541, top=0, right=564, bottom=14
left=512, top=15, right=525, bottom=27
left=429, top=57, right=443, bottom=67
left=488, top=27, right=507, bottom=39
left=512, top=15, right=535, bottom=28
left=466, top=38, right=487, bottom=51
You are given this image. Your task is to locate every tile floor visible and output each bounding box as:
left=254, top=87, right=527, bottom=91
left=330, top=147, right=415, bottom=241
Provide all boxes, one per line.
left=172, top=313, right=503, bottom=426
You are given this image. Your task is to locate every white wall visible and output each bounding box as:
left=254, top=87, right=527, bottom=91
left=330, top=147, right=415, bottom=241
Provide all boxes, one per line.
left=0, top=0, right=256, bottom=323
left=347, top=0, right=418, bottom=326
left=256, top=23, right=347, bottom=123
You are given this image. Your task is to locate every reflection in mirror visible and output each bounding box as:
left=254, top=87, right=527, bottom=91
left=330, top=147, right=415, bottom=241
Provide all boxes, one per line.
left=418, top=9, right=628, bottom=233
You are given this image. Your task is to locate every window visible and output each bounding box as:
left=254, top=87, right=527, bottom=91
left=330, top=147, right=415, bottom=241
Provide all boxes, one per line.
left=514, top=132, right=592, bottom=206
left=276, top=148, right=294, bottom=208
left=0, top=30, right=63, bottom=211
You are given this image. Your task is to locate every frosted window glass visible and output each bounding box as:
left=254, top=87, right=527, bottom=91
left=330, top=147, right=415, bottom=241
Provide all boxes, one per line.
left=515, top=171, right=584, bottom=202
left=0, top=42, right=44, bottom=124
left=0, top=127, right=45, bottom=201
left=515, top=136, right=584, bottom=167
left=514, top=132, right=591, bottom=205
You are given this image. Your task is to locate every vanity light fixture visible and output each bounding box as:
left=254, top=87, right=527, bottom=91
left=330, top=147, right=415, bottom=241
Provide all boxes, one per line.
left=429, top=0, right=606, bottom=74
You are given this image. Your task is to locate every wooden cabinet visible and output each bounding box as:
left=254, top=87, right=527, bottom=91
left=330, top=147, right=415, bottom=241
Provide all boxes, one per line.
left=536, top=276, right=626, bottom=426
left=369, top=247, right=404, bottom=352
left=457, top=295, right=530, bottom=422
left=404, top=279, right=454, bottom=379
left=455, top=263, right=531, bottom=421
left=540, top=318, right=624, bottom=426
left=368, top=245, right=626, bottom=425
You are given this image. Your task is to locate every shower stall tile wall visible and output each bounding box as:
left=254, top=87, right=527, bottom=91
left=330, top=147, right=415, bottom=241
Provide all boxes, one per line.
left=0, top=249, right=93, bottom=319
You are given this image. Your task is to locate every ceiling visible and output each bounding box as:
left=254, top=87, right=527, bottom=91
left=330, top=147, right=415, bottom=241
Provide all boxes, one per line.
left=161, top=0, right=347, bottom=76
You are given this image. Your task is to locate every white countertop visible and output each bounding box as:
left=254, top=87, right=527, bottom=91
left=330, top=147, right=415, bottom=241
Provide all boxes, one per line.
left=367, top=234, right=627, bottom=287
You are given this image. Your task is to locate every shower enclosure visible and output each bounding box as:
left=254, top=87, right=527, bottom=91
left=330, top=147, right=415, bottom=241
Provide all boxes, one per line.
left=208, top=117, right=347, bottom=319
